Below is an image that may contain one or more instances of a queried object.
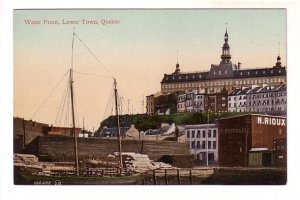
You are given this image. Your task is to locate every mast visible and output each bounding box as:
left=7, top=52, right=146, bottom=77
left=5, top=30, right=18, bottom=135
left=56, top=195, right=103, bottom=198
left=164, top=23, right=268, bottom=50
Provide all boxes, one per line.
left=114, top=78, right=123, bottom=168
left=70, top=27, right=79, bottom=176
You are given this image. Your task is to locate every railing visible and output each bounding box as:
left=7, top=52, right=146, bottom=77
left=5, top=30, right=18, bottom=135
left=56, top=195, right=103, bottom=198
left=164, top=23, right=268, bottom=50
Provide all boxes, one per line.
left=141, top=168, right=213, bottom=185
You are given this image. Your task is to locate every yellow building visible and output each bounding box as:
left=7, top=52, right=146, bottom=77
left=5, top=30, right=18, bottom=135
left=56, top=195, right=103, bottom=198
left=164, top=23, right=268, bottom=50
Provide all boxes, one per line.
left=161, top=29, right=286, bottom=94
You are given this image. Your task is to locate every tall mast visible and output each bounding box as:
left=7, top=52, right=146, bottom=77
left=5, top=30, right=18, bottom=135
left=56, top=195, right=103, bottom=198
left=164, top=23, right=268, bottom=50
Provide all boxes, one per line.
left=114, top=78, right=122, bottom=168
left=70, top=27, right=79, bottom=176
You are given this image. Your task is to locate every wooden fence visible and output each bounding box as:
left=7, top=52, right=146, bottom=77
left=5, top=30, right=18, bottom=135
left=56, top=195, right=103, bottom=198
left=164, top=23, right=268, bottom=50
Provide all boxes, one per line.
left=141, top=168, right=213, bottom=185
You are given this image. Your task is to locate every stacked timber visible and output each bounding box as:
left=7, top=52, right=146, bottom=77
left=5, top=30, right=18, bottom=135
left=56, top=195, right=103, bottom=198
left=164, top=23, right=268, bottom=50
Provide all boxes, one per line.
left=119, top=152, right=177, bottom=173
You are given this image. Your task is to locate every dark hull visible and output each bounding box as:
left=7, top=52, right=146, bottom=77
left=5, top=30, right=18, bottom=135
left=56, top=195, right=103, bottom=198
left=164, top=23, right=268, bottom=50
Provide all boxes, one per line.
left=15, top=173, right=141, bottom=185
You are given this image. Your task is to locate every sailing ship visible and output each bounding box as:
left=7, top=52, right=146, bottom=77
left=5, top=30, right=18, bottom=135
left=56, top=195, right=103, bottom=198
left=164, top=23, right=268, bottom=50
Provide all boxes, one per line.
left=14, top=28, right=137, bottom=185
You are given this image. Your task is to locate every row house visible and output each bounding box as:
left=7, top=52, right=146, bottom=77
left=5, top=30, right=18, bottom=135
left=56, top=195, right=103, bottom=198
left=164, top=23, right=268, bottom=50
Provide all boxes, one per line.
left=228, top=86, right=253, bottom=112
left=177, top=88, right=228, bottom=113
left=228, top=84, right=287, bottom=114
left=177, top=93, right=186, bottom=113
left=247, top=84, right=287, bottom=114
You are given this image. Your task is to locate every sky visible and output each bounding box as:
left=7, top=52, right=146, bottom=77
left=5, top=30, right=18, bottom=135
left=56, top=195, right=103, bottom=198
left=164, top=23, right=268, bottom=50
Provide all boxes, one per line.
left=2, top=0, right=300, bottom=200
left=13, top=9, right=286, bottom=131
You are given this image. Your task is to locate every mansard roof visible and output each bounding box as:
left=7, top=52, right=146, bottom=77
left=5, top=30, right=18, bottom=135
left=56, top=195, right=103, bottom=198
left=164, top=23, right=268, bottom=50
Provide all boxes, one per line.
left=161, top=66, right=286, bottom=83
left=228, top=87, right=252, bottom=96
left=228, top=83, right=286, bottom=97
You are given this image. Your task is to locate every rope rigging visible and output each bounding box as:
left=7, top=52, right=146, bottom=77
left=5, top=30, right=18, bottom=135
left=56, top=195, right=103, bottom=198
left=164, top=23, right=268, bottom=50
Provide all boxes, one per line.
left=74, top=33, right=115, bottom=79
left=31, top=70, right=69, bottom=120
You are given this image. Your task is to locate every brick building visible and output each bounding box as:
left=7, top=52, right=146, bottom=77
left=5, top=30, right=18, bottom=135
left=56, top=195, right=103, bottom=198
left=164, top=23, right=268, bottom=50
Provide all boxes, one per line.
left=13, top=117, right=49, bottom=153
left=217, top=114, right=286, bottom=167
left=43, top=126, right=81, bottom=137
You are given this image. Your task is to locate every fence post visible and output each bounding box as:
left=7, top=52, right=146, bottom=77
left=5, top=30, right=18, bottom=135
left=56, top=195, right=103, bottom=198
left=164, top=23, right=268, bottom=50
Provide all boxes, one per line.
left=177, top=169, right=181, bottom=185
left=189, top=169, right=193, bottom=185
left=164, top=169, right=168, bottom=185
left=153, top=170, right=157, bottom=185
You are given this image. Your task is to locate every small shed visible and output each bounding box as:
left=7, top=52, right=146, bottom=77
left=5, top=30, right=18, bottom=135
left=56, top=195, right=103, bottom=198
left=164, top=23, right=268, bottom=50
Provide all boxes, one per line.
left=249, top=148, right=273, bottom=167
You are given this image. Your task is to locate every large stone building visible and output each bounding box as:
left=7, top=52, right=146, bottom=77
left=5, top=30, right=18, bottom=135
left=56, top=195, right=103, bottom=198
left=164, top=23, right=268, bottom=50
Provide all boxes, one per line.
left=160, top=29, right=286, bottom=94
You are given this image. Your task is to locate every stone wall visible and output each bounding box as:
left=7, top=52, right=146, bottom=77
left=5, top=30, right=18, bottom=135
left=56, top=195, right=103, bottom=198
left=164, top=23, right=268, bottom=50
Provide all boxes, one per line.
left=27, top=136, right=190, bottom=162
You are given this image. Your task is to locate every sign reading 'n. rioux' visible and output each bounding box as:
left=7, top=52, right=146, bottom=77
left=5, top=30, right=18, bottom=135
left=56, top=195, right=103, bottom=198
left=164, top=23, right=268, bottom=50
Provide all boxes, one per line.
left=257, top=116, right=286, bottom=126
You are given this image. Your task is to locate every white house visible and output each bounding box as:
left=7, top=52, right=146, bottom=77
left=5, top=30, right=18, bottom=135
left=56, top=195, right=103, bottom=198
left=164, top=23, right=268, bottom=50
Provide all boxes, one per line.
left=184, top=124, right=218, bottom=164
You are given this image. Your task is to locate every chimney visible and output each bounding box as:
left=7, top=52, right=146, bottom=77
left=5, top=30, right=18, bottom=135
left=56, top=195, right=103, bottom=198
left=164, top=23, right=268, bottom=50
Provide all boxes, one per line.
left=238, top=62, right=241, bottom=69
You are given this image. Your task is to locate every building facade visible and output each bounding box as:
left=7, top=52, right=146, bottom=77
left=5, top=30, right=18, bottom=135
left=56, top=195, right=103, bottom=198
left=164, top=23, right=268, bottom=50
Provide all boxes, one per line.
left=161, top=29, right=286, bottom=95
left=185, top=124, right=218, bottom=164
left=204, top=87, right=228, bottom=113
left=177, top=93, right=186, bottom=113
left=228, top=86, right=253, bottom=112
left=217, top=114, right=287, bottom=167
left=177, top=88, right=227, bottom=114
left=246, top=84, right=287, bottom=114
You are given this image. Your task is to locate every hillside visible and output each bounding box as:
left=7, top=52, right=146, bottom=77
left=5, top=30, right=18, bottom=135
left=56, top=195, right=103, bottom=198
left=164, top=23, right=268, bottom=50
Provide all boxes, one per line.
left=99, top=112, right=253, bottom=132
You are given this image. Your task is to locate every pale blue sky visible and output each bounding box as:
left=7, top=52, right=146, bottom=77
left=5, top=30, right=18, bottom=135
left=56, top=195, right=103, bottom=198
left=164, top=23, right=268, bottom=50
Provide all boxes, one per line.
left=14, top=9, right=286, bottom=129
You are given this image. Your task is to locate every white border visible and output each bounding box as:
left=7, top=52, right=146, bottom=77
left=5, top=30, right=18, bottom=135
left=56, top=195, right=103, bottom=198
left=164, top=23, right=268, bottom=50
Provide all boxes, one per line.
left=1, top=0, right=300, bottom=199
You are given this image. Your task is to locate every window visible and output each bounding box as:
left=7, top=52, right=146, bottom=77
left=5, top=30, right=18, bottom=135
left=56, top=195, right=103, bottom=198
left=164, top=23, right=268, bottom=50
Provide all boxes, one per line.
left=208, top=130, right=212, bottom=138
left=191, top=131, right=195, bottom=138
left=187, top=131, right=190, bottom=138
left=197, top=141, right=201, bottom=149
left=213, top=141, right=216, bottom=149
left=213, top=130, right=217, bottom=137
left=197, top=130, right=201, bottom=138
left=191, top=141, right=195, bottom=149
left=202, top=141, right=206, bottom=149
left=202, top=130, right=206, bottom=138
left=208, top=141, right=211, bottom=149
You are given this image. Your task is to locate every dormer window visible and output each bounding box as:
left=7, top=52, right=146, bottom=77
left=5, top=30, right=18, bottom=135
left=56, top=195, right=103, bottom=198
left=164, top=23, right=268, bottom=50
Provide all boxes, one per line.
left=240, top=72, right=243, bottom=75
left=186, top=75, right=188, bottom=79
left=263, top=71, right=265, bottom=74
left=225, top=70, right=227, bottom=74
left=279, top=69, right=281, bottom=73
left=219, top=70, right=221, bottom=75
left=166, top=77, right=168, bottom=80
left=172, top=76, right=175, bottom=80
left=248, top=71, right=250, bottom=75
left=271, top=70, right=273, bottom=74
left=199, top=74, right=202, bottom=78
left=179, top=76, right=181, bottom=79
left=213, top=71, right=216, bottom=75
left=255, top=71, right=258, bottom=75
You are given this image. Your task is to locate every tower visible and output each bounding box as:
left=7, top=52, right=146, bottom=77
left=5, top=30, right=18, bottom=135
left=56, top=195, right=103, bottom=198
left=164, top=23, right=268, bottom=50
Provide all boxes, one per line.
left=275, top=54, right=282, bottom=68
left=220, top=25, right=232, bottom=63
left=173, top=50, right=181, bottom=74
left=275, top=42, right=282, bottom=68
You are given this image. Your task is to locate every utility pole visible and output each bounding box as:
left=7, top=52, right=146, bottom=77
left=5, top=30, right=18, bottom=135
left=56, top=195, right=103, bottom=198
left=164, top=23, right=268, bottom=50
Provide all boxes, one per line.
left=114, top=78, right=123, bottom=169
left=22, top=118, right=26, bottom=150
left=127, top=99, right=130, bottom=115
